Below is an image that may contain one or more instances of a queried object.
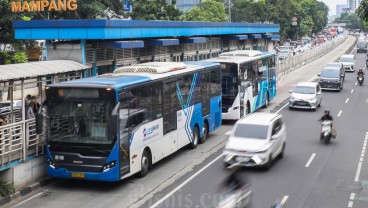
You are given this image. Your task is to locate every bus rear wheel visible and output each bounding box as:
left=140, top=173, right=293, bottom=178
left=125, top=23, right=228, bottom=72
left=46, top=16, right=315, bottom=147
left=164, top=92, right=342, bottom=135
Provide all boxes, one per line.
left=139, top=150, right=150, bottom=177
left=199, top=122, right=208, bottom=144
left=190, top=126, right=199, bottom=149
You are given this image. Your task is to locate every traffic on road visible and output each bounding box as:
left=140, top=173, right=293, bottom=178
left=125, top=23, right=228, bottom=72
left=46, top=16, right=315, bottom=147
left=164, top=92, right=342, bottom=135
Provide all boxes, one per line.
left=6, top=36, right=368, bottom=208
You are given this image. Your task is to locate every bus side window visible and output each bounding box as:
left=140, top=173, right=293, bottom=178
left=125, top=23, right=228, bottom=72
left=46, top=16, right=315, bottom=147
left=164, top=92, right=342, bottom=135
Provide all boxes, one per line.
left=210, top=67, right=221, bottom=96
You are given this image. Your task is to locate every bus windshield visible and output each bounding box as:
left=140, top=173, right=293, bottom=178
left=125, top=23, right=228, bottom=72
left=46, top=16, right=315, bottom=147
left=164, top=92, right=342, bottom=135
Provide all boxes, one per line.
left=221, top=63, right=238, bottom=96
left=48, top=100, right=114, bottom=145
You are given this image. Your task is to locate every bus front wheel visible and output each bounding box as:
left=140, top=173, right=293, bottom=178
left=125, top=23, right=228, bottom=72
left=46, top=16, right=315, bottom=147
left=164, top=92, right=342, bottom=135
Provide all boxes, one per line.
left=139, top=150, right=150, bottom=177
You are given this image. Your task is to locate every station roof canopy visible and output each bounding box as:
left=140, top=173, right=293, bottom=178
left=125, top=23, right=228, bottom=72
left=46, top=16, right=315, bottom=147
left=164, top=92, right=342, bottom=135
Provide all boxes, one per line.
left=0, top=60, right=89, bottom=82
left=13, top=20, right=280, bottom=40
left=228, top=35, right=249, bottom=40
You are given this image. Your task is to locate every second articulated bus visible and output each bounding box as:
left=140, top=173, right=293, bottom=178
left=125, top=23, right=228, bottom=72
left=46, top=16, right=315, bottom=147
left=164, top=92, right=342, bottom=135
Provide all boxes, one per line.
left=208, top=50, right=277, bottom=120
left=36, top=62, right=222, bottom=181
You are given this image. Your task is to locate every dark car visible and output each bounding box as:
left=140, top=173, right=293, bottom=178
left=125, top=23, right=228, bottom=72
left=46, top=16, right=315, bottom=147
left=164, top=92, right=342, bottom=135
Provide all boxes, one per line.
left=324, top=62, right=345, bottom=81
left=318, top=67, right=344, bottom=91
left=357, top=41, right=367, bottom=53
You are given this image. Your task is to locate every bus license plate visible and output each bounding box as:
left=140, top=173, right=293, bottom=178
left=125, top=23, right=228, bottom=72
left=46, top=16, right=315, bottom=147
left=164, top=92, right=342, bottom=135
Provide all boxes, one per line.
left=71, top=173, right=85, bottom=178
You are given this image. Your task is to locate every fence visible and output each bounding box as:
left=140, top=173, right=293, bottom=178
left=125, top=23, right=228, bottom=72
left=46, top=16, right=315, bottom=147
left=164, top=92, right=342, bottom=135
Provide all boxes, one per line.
left=276, top=35, right=349, bottom=80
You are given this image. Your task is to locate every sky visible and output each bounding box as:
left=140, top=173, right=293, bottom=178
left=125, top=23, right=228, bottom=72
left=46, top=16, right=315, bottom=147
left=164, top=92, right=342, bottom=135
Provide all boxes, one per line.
left=320, top=0, right=348, bottom=16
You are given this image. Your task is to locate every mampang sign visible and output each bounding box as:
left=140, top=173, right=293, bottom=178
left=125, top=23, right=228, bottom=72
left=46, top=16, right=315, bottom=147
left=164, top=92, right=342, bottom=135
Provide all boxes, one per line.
left=10, top=0, right=77, bottom=12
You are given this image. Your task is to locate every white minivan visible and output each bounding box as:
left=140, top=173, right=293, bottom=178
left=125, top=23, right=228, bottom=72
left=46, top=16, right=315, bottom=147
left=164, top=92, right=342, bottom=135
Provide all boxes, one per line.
left=339, top=54, right=355, bottom=72
left=223, top=113, right=287, bottom=170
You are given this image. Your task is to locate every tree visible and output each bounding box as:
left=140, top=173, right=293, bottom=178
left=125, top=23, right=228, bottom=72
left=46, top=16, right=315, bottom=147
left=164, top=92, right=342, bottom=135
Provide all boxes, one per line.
left=335, top=13, right=366, bottom=30
left=357, top=0, right=368, bottom=22
left=128, top=0, right=182, bottom=20
left=33, top=0, right=125, bottom=20
left=230, top=0, right=270, bottom=23
left=180, top=0, right=228, bottom=22
left=0, top=0, right=35, bottom=64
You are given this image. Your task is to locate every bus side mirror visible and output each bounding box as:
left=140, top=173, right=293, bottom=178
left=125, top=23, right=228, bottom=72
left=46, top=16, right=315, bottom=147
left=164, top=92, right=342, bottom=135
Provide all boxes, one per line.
left=109, top=102, right=120, bottom=135
left=35, top=100, right=48, bottom=135
left=36, top=113, right=43, bottom=134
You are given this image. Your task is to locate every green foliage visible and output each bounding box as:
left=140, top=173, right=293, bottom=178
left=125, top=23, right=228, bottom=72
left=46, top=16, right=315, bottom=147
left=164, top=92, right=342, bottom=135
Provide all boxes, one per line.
left=0, top=52, right=11, bottom=65
left=13, top=51, right=28, bottom=64
left=128, top=0, right=182, bottom=20
left=335, top=13, right=366, bottom=30
left=357, top=0, right=368, bottom=22
left=180, top=0, right=228, bottom=22
left=0, top=179, right=15, bottom=197
left=216, top=0, right=329, bottom=40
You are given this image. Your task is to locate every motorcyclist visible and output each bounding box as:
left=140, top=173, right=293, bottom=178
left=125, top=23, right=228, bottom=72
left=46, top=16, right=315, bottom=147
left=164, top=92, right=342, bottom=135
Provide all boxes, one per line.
left=358, top=68, right=365, bottom=76
left=220, top=166, right=248, bottom=192
left=218, top=164, right=252, bottom=208
left=319, top=109, right=333, bottom=122
left=358, top=68, right=365, bottom=83
left=319, top=109, right=334, bottom=140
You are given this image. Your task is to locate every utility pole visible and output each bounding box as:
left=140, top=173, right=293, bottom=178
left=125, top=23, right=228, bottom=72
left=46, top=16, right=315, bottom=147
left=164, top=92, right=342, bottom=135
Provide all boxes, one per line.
left=228, top=0, right=231, bottom=22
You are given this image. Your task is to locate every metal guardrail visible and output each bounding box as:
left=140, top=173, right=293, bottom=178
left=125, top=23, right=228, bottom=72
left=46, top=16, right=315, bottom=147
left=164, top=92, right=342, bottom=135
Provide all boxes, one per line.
left=0, top=119, right=43, bottom=167
left=276, top=35, right=349, bottom=80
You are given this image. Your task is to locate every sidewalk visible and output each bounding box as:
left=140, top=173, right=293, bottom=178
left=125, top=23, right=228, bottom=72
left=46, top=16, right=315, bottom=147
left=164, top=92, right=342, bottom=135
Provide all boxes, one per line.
left=266, top=35, right=357, bottom=113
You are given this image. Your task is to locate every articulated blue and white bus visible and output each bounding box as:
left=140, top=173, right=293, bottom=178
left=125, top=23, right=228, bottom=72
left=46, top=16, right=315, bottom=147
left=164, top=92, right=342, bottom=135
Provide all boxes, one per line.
left=38, top=62, right=222, bottom=181
left=207, top=50, right=277, bottom=120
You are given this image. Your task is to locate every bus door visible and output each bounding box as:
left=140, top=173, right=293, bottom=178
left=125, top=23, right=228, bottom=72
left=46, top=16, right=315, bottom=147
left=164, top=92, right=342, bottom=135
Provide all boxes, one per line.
left=118, top=93, right=131, bottom=177
left=268, top=56, right=277, bottom=100
left=163, top=80, right=178, bottom=153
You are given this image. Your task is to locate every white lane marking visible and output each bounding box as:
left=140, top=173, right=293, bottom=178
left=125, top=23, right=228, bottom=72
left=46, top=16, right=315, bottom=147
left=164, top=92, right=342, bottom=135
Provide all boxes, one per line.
left=337, top=110, right=342, bottom=117
left=361, top=154, right=365, bottom=157
left=355, top=162, right=363, bottom=182
left=276, top=103, right=289, bottom=114
left=345, top=98, right=349, bottom=103
left=13, top=191, right=45, bottom=207
left=351, top=89, right=354, bottom=93
left=308, top=75, right=317, bottom=82
left=355, top=82, right=357, bottom=86
left=149, top=154, right=224, bottom=208
left=348, top=201, right=354, bottom=207
left=360, top=158, right=364, bottom=162
left=305, top=153, right=316, bottom=167
left=280, top=195, right=289, bottom=205
left=350, top=193, right=356, bottom=200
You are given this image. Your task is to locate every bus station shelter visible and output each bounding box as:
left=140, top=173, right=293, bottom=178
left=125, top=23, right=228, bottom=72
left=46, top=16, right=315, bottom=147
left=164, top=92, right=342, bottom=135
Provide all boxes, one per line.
left=13, top=20, right=280, bottom=76
left=0, top=60, right=89, bottom=172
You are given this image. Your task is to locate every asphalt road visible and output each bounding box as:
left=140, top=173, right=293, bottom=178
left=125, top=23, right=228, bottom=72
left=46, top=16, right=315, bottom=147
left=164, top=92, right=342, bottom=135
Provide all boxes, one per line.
left=140, top=43, right=368, bottom=208
left=6, top=36, right=358, bottom=208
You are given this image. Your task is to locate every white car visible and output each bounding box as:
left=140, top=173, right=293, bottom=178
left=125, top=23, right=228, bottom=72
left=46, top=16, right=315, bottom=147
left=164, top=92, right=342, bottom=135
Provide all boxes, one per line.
left=339, top=54, right=355, bottom=72
left=223, top=113, right=287, bottom=170
left=289, top=82, right=322, bottom=111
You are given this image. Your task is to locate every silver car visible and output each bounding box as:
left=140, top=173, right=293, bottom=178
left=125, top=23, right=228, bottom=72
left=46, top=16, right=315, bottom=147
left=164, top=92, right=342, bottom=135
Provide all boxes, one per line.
left=289, top=82, right=322, bottom=111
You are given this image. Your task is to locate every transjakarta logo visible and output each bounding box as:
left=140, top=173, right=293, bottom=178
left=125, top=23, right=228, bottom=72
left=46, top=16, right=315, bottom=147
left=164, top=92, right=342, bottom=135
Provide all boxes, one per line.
left=143, top=125, right=159, bottom=137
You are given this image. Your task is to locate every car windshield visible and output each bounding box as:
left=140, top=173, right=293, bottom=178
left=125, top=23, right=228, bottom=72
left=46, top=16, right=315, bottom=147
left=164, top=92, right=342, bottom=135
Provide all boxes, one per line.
left=293, top=86, right=315, bottom=94
left=340, top=57, right=353, bottom=62
left=320, top=70, right=340, bottom=78
left=233, top=124, right=269, bottom=139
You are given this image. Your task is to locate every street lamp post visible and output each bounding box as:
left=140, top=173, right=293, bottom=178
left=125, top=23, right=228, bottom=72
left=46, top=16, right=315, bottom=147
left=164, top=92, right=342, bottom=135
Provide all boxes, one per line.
left=228, top=0, right=231, bottom=22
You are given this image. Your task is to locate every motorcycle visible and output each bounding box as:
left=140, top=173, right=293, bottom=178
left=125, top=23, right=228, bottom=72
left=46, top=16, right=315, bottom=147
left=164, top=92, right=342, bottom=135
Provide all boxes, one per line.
left=320, top=120, right=332, bottom=145
left=358, top=74, right=364, bottom=86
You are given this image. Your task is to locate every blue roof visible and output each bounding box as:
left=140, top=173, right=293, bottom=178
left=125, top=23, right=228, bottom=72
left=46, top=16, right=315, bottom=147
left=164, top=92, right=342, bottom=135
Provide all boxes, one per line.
left=59, top=75, right=151, bottom=89
left=13, top=20, right=280, bottom=40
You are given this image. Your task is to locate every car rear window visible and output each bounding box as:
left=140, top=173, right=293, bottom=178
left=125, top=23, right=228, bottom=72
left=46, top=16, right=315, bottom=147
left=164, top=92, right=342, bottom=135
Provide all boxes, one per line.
left=233, top=124, right=269, bottom=139
left=320, top=70, right=340, bottom=78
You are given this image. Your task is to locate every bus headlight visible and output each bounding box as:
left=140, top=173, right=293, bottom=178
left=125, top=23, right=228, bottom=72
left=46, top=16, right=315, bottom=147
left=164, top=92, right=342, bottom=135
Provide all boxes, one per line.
left=102, top=161, right=116, bottom=172
left=47, top=159, right=56, bottom=168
